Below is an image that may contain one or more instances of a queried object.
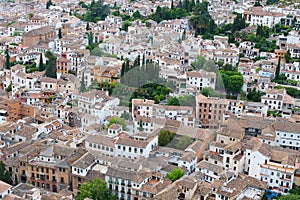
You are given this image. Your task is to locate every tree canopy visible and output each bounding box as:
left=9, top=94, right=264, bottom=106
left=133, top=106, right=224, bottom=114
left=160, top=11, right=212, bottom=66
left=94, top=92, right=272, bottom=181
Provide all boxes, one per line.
left=0, top=161, right=12, bottom=184
left=247, top=88, right=262, bottom=102
left=108, top=116, right=127, bottom=130
left=45, top=51, right=57, bottom=79
left=167, top=95, right=195, bottom=107
left=158, top=129, right=176, bottom=146
left=76, top=178, right=115, bottom=200
left=78, top=0, right=110, bottom=23
left=166, top=168, right=184, bottom=182
left=201, top=87, right=224, bottom=98
left=278, top=194, right=300, bottom=200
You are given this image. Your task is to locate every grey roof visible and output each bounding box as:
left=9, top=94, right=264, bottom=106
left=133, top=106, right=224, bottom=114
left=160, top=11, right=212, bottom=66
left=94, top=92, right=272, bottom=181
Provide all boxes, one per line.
left=12, top=183, right=35, bottom=197
left=72, top=152, right=95, bottom=169
left=197, top=161, right=223, bottom=174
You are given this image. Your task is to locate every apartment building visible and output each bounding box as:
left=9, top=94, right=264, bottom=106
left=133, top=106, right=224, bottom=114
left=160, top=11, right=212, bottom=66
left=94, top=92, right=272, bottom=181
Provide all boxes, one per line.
left=0, top=97, right=34, bottom=122
left=186, top=70, right=216, bottom=92
left=261, top=89, right=285, bottom=111
left=56, top=53, right=71, bottom=79
left=105, top=167, right=170, bottom=200
left=153, top=105, right=195, bottom=127
left=133, top=116, right=155, bottom=133
left=114, top=133, right=158, bottom=159
left=275, top=120, right=300, bottom=150
left=260, top=162, right=295, bottom=194
left=243, top=6, right=285, bottom=27
left=196, top=94, right=228, bottom=128
left=77, top=89, right=119, bottom=126
left=71, top=152, right=96, bottom=193
left=85, top=134, right=115, bottom=157
left=18, top=144, right=85, bottom=193
left=216, top=174, right=266, bottom=200
left=281, top=62, right=300, bottom=82
left=131, top=99, right=154, bottom=120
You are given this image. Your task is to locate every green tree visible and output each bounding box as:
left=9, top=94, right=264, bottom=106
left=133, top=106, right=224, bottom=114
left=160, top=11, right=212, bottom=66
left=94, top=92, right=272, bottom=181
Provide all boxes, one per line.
left=80, top=73, right=86, bottom=93
left=278, top=194, right=300, bottom=200
left=28, top=13, right=34, bottom=19
left=39, top=53, right=46, bottom=71
left=178, top=95, right=196, bottom=107
left=76, top=178, right=115, bottom=200
left=138, top=120, right=144, bottom=131
left=121, top=112, right=130, bottom=120
left=86, top=22, right=90, bottom=31
left=158, top=129, right=175, bottom=146
left=166, top=168, right=184, bottom=182
left=227, top=74, right=244, bottom=94
left=0, top=161, right=12, bottom=184
left=46, top=0, right=53, bottom=9
left=275, top=57, right=281, bottom=80
left=5, top=47, right=10, bottom=69
left=14, top=174, right=18, bottom=185
left=108, top=117, right=126, bottom=130
left=121, top=21, right=132, bottom=31
left=284, top=50, right=292, bottom=63
left=5, top=84, right=12, bottom=93
left=88, top=32, right=94, bottom=46
left=190, top=2, right=216, bottom=36
left=58, top=28, right=62, bottom=39
left=191, top=55, right=207, bottom=70
left=167, top=97, right=180, bottom=106
left=79, top=0, right=110, bottom=23
left=200, top=87, right=222, bottom=97
left=232, top=14, right=245, bottom=33
left=132, top=10, right=142, bottom=19
left=247, top=88, right=262, bottom=102
left=121, top=62, right=125, bottom=76
left=45, top=51, right=57, bottom=79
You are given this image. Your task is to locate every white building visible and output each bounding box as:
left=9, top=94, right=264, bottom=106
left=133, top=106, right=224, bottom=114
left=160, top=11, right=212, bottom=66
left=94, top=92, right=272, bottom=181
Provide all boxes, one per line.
left=275, top=120, right=300, bottom=150
left=196, top=160, right=222, bottom=183
left=153, top=105, right=195, bottom=126
left=0, top=180, right=12, bottom=199
left=281, top=62, right=300, bottom=82
left=0, top=110, right=8, bottom=125
left=186, top=70, right=216, bottom=92
left=260, top=162, right=295, bottom=194
left=114, top=133, right=158, bottom=159
left=72, top=152, right=95, bottom=177
left=261, top=89, right=285, bottom=111
left=85, top=135, right=115, bottom=157
left=243, top=6, right=285, bottom=27
left=77, top=89, right=119, bottom=125
left=131, top=99, right=154, bottom=120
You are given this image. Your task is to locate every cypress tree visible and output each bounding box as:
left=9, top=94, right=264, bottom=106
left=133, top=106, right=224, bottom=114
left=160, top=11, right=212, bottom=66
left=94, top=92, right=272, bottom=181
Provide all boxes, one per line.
left=125, top=58, right=130, bottom=73
left=275, top=57, right=281, bottom=79
left=14, top=174, right=18, bottom=185
left=121, top=62, right=125, bottom=76
left=142, top=54, right=145, bottom=65
left=178, top=0, right=183, bottom=8
left=80, top=73, right=86, bottom=93
left=46, top=0, right=52, bottom=9
left=5, top=47, right=10, bottom=69
left=39, top=53, right=46, bottom=71
left=58, top=28, right=62, bottom=39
